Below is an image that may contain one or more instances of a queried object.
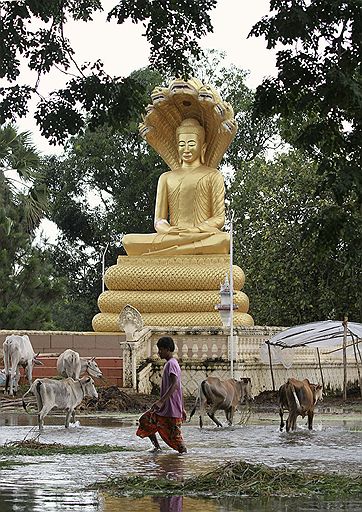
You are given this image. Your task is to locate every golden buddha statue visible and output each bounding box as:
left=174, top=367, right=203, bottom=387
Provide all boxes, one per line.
left=122, top=118, right=230, bottom=256
left=92, top=78, right=254, bottom=331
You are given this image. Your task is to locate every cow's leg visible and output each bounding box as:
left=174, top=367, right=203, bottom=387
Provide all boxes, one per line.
left=279, top=407, right=285, bottom=431
left=289, top=413, right=297, bottom=431
left=25, top=363, right=33, bottom=387
left=71, top=409, right=76, bottom=424
left=225, top=406, right=234, bottom=426
left=307, top=411, right=314, bottom=430
left=207, top=408, right=223, bottom=427
left=286, top=413, right=291, bottom=432
left=34, top=394, right=42, bottom=415
left=65, top=408, right=73, bottom=428
left=10, top=367, right=20, bottom=396
left=39, top=404, right=53, bottom=431
left=7, top=369, right=14, bottom=395
left=198, top=395, right=207, bottom=429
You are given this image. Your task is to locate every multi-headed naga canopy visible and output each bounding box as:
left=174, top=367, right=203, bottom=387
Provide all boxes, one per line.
left=139, top=77, right=238, bottom=170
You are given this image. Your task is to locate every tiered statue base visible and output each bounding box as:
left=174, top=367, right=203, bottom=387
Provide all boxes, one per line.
left=92, top=255, right=254, bottom=332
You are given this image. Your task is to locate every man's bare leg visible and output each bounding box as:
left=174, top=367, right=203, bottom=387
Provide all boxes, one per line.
left=149, top=434, right=162, bottom=451
left=178, top=444, right=187, bottom=454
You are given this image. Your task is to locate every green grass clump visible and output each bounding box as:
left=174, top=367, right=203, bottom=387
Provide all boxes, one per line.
left=95, top=460, right=361, bottom=498
left=0, top=460, right=28, bottom=470
left=0, top=439, right=130, bottom=456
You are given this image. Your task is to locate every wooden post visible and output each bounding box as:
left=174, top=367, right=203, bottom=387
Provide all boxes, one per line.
left=316, top=347, right=325, bottom=391
left=342, top=316, right=348, bottom=401
left=267, top=343, right=276, bottom=391
left=352, top=337, right=362, bottom=398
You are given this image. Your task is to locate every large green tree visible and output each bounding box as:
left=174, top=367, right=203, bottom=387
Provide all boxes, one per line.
left=0, top=0, right=216, bottom=143
left=0, top=124, right=47, bottom=232
left=0, top=179, right=63, bottom=330
left=0, top=124, right=65, bottom=329
left=250, top=0, right=362, bottom=209
left=193, top=50, right=279, bottom=167
left=230, top=150, right=361, bottom=326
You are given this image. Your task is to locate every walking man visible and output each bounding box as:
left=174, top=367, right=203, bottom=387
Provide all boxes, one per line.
left=136, top=336, right=187, bottom=453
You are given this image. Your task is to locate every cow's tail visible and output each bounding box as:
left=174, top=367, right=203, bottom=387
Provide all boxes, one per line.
left=22, top=380, right=42, bottom=413
left=22, top=385, right=33, bottom=412
left=189, top=381, right=206, bottom=421
left=290, top=383, right=302, bottom=412
left=188, top=393, right=199, bottom=422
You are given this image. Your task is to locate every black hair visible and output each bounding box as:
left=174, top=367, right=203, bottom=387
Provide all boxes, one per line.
left=157, top=336, right=175, bottom=352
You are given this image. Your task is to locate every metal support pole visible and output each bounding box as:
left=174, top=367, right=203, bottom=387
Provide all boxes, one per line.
left=101, top=242, right=110, bottom=293
left=351, top=336, right=362, bottom=398
left=267, top=343, right=275, bottom=391
left=342, top=316, right=348, bottom=400
left=316, top=347, right=325, bottom=391
left=229, top=211, right=234, bottom=379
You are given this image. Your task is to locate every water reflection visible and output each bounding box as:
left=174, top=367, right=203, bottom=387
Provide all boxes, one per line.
left=101, top=494, right=362, bottom=512
left=0, top=412, right=135, bottom=428
left=0, top=488, right=101, bottom=512
left=151, top=452, right=187, bottom=480
left=153, top=496, right=183, bottom=512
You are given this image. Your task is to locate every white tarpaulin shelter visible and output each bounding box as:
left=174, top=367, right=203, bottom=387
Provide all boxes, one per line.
left=263, top=320, right=362, bottom=396
left=266, top=320, right=362, bottom=349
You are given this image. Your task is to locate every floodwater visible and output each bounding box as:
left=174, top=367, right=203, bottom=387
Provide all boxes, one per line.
left=0, top=411, right=361, bottom=511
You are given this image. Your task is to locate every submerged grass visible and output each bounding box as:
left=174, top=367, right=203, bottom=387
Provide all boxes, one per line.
left=94, top=460, right=362, bottom=498
left=0, top=439, right=130, bottom=456
left=0, top=460, right=30, bottom=469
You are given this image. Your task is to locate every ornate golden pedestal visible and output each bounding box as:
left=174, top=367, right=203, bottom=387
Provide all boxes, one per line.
left=92, top=255, right=254, bottom=331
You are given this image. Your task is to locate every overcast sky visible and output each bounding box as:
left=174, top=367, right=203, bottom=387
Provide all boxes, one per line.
left=17, top=0, right=276, bottom=154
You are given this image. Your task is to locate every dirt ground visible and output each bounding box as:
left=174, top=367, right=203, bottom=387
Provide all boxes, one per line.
left=80, top=386, right=362, bottom=415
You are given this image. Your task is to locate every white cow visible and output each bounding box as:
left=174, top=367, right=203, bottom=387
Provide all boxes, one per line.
left=3, top=334, right=43, bottom=396
left=56, top=349, right=103, bottom=380
left=22, top=376, right=98, bottom=430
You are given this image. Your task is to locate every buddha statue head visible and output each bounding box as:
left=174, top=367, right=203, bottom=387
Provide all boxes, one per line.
left=176, top=118, right=206, bottom=167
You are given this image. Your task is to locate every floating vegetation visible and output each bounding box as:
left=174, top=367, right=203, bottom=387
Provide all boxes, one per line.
left=94, top=460, right=362, bottom=498
left=0, top=460, right=30, bottom=470
left=0, top=439, right=130, bottom=456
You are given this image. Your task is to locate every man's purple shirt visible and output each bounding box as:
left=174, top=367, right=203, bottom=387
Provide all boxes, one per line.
left=157, top=357, right=183, bottom=418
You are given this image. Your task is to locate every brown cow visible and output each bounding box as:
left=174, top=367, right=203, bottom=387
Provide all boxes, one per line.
left=279, top=378, right=323, bottom=432
left=189, top=377, right=253, bottom=428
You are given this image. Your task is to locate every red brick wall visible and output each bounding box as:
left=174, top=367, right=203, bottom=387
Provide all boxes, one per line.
left=0, top=331, right=125, bottom=387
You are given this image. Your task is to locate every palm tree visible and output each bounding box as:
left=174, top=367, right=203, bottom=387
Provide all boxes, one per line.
left=0, top=124, right=48, bottom=233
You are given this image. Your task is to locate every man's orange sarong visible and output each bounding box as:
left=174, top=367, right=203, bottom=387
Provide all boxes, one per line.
left=136, top=410, right=185, bottom=452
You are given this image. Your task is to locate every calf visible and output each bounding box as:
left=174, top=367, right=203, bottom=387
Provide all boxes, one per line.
left=22, top=376, right=98, bottom=430
left=279, top=378, right=323, bottom=432
left=57, top=349, right=103, bottom=380
left=3, top=334, right=43, bottom=396
left=189, top=377, right=253, bottom=428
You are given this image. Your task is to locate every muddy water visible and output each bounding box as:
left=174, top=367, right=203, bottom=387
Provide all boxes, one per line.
left=0, top=412, right=361, bottom=511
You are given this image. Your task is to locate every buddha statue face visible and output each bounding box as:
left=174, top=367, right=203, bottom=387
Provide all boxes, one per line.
left=176, top=118, right=206, bottom=167
left=178, top=132, right=202, bottom=165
